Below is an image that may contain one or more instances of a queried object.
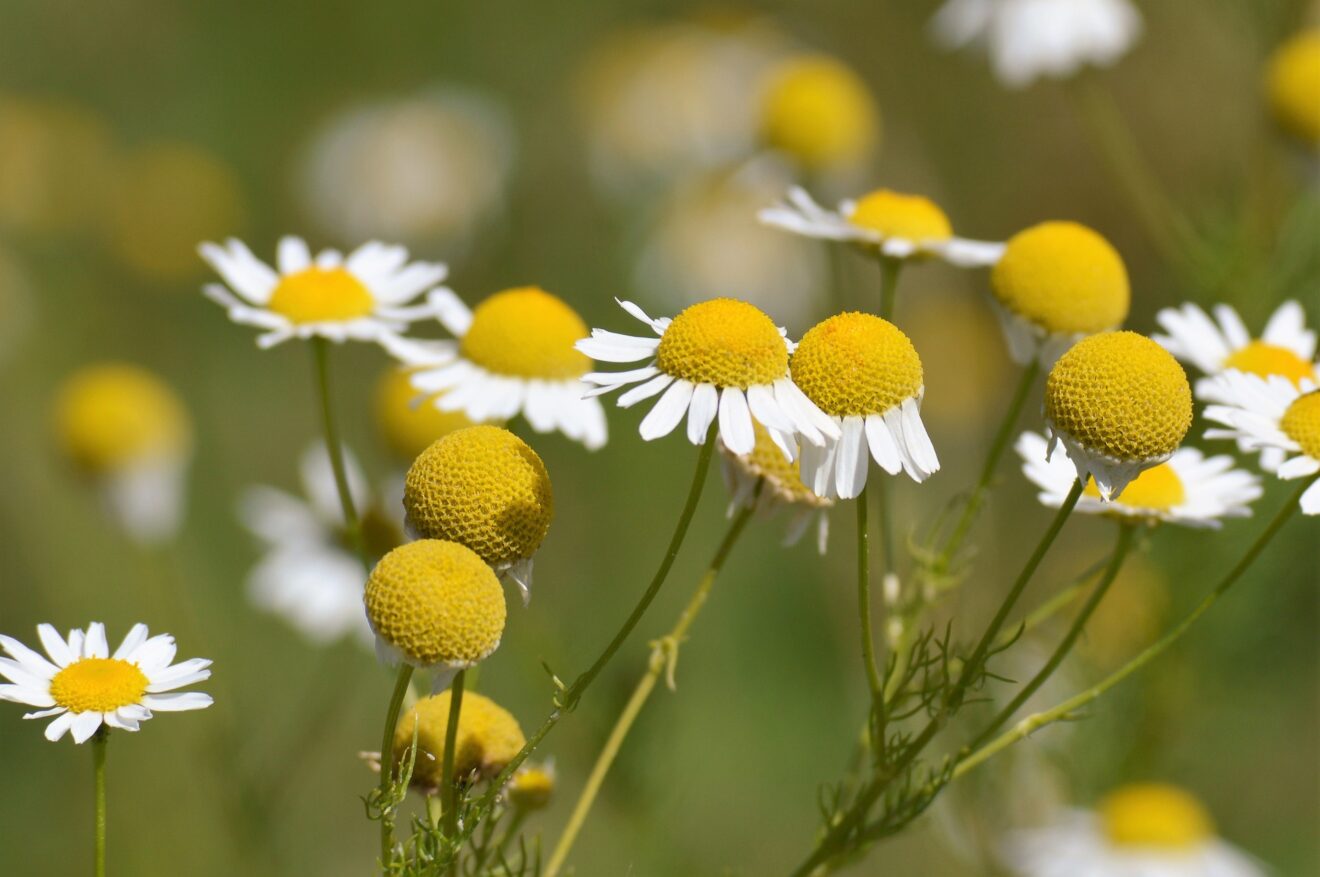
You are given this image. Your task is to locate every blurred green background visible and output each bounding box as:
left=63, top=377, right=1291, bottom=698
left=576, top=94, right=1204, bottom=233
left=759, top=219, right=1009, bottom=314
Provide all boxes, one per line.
left=1, top=1, right=1317, bottom=874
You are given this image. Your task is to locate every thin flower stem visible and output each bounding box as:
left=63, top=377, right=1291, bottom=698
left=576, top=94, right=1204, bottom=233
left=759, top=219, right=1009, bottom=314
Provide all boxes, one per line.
left=441, top=669, right=466, bottom=874
left=992, top=551, right=1114, bottom=652
left=379, top=663, right=416, bottom=868
left=93, top=728, right=107, bottom=877
left=855, top=483, right=884, bottom=703
left=877, top=256, right=900, bottom=321
left=544, top=500, right=756, bottom=877
left=311, top=338, right=367, bottom=566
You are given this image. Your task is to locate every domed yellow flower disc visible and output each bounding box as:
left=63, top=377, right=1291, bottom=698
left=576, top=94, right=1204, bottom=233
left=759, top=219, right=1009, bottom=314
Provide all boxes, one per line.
left=392, top=690, right=525, bottom=789
left=375, top=367, right=481, bottom=462
left=460, top=286, right=592, bottom=380
left=1099, top=784, right=1214, bottom=849
left=266, top=266, right=376, bottom=324
left=404, top=425, right=553, bottom=567
left=655, top=298, right=788, bottom=388
left=1265, top=30, right=1320, bottom=147
left=1281, top=390, right=1320, bottom=460
left=50, top=658, right=148, bottom=713
left=364, top=539, right=506, bottom=668
left=728, top=422, right=830, bottom=508
left=759, top=55, right=880, bottom=170
left=53, top=363, right=191, bottom=475
left=792, top=312, right=924, bottom=417
left=1045, top=332, right=1192, bottom=463
left=847, top=190, right=952, bottom=242
left=992, top=222, right=1130, bottom=334
left=1222, top=340, right=1317, bottom=387
left=1083, top=461, right=1185, bottom=510
left=507, top=764, right=555, bottom=810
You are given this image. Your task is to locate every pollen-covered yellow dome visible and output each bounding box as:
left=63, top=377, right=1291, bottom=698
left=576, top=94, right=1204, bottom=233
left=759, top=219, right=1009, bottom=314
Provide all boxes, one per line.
left=460, top=286, right=592, bottom=379
left=791, top=312, right=924, bottom=417
left=655, top=298, right=788, bottom=388
left=1222, top=340, right=1317, bottom=387
left=1265, top=30, right=1320, bottom=147
left=364, top=539, right=506, bottom=668
left=507, top=763, right=556, bottom=810
left=267, top=266, right=376, bottom=324
left=1045, top=332, right=1192, bottom=463
left=847, top=190, right=952, bottom=242
left=50, top=658, right=148, bottom=713
left=725, top=422, right=830, bottom=508
left=392, top=690, right=525, bottom=790
left=375, top=367, right=481, bottom=462
left=1099, top=783, right=1214, bottom=849
left=759, top=55, right=879, bottom=170
left=991, top=222, right=1130, bottom=334
left=1281, top=390, right=1320, bottom=460
left=53, top=363, right=191, bottom=475
left=403, top=425, right=553, bottom=567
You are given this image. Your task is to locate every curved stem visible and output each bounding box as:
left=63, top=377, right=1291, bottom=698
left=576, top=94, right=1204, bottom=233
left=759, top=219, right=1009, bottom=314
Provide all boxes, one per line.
left=311, top=338, right=367, bottom=566
left=378, top=663, right=415, bottom=868
left=441, top=670, right=466, bottom=875
left=856, top=484, right=884, bottom=703
left=93, top=729, right=107, bottom=877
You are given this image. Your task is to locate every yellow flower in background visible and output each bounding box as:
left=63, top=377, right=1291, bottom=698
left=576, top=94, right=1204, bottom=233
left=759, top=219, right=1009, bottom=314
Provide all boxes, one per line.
left=758, top=54, right=879, bottom=171
left=0, top=95, right=113, bottom=235
left=507, top=761, right=556, bottom=811
left=1265, top=29, right=1320, bottom=148
left=392, top=690, right=525, bottom=792
left=375, top=366, right=484, bottom=464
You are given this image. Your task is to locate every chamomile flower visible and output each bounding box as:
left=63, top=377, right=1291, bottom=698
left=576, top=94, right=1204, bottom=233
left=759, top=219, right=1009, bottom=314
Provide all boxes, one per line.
left=1203, top=373, right=1320, bottom=515
left=199, top=235, right=447, bottom=349
left=758, top=186, right=1005, bottom=267
left=1016, top=431, right=1262, bottom=528
left=1155, top=300, right=1317, bottom=390
left=0, top=622, right=212, bottom=744
left=507, top=760, right=556, bottom=810
left=382, top=286, right=607, bottom=450
left=757, top=54, right=880, bottom=172
left=392, top=690, right=525, bottom=792
left=792, top=312, right=939, bottom=499
left=1265, top=29, right=1320, bottom=150
left=1003, top=783, right=1264, bottom=877
left=932, top=0, right=1143, bottom=89
left=720, top=423, right=834, bottom=553
left=578, top=298, right=838, bottom=457
left=990, top=221, right=1131, bottom=365
left=1044, top=332, right=1193, bottom=501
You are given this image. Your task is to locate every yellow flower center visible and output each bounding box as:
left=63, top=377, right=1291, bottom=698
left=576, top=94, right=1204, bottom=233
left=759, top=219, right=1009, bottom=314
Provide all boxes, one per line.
left=393, top=690, right=526, bottom=790
left=403, top=425, right=554, bottom=567
left=991, top=221, right=1130, bottom=335
left=507, top=765, right=556, bottom=810
left=364, top=539, right=507, bottom=668
left=375, top=367, right=482, bottom=462
left=1045, top=332, right=1192, bottom=463
left=1084, top=461, right=1185, bottom=510
left=759, top=55, right=880, bottom=169
left=459, top=287, right=592, bottom=379
left=49, top=658, right=148, bottom=714
left=1222, top=340, right=1316, bottom=387
left=1280, top=390, right=1320, bottom=460
left=726, top=422, right=831, bottom=508
left=1265, top=30, right=1320, bottom=147
left=847, top=190, right=952, bottom=243
left=266, top=266, right=375, bottom=324
left=54, top=363, right=191, bottom=474
left=791, top=312, right=924, bottom=417
left=655, top=298, right=788, bottom=388
left=1099, top=784, right=1215, bottom=850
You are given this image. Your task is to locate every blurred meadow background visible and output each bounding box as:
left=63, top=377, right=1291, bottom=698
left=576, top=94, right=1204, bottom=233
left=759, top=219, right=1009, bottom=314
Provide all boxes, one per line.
left=1, top=0, right=1318, bottom=874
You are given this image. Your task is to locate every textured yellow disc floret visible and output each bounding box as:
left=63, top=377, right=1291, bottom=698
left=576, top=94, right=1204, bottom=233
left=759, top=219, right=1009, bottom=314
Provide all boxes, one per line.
left=460, top=287, right=592, bottom=379
left=364, top=539, right=506, bottom=667
left=759, top=55, right=879, bottom=170
left=404, top=426, right=553, bottom=567
left=1084, top=461, right=1185, bottom=510
left=1045, top=332, right=1192, bottom=463
left=507, top=764, right=555, bottom=810
left=392, top=690, right=525, bottom=789
left=1281, top=390, right=1320, bottom=460
left=49, top=658, right=148, bottom=713
left=727, top=423, right=830, bottom=508
left=1222, top=341, right=1317, bottom=387
left=847, top=190, right=952, bottom=242
left=991, top=222, right=1130, bottom=334
left=655, top=298, right=788, bottom=388
left=791, top=312, right=923, bottom=417
left=1265, top=30, right=1320, bottom=147
left=1099, top=784, right=1214, bottom=849
left=266, top=267, right=376, bottom=323
left=54, top=363, right=191, bottom=474
left=375, top=367, right=480, bottom=462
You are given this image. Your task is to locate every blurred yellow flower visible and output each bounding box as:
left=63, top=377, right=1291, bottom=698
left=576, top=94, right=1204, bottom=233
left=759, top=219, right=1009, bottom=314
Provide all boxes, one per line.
left=0, top=96, right=113, bottom=235
left=758, top=54, right=879, bottom=171
left=507, top=761, right=556, bottom=810
left=1265, top=29, right=1320, bottom=148
left=393, top=690, right=525, bottom=791
left=375, top=366, right=482, bottom=464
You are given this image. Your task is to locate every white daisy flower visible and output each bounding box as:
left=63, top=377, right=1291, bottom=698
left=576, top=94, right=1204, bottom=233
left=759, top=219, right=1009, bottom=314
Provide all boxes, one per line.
left=720, top=424, right=833, bottom=553
left=0, top=622, right=211, bottom=744
left=1003, top=783, right=1264, bottom=877
left=382, top=286, right=607, bottom=450
left=577, top=298, right=839, bottom=457
left=199, top=235, right=447, bottom=349
left=758, top=186, right=1005, bottom=267
left=1203, top=372, right=1320, bottom=515
left=932, top=0, right=1143, bottom=89
left=1016, top=432, right=1262, bottom=528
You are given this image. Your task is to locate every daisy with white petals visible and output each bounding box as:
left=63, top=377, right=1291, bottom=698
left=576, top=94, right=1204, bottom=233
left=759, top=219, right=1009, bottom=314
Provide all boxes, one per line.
left=0, top=622, right=212, bottom=743
left=578, top=298, right=839, bottom=457
left=199, top=236, right=447, bottom=349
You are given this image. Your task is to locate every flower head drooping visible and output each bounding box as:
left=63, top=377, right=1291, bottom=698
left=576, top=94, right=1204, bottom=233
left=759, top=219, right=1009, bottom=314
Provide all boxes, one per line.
left=392, top=690, right=525, bottom=793
left=990, top=221, right=1130, bottom=365
left=1044, top=332, right=1193, bottom=501
left=53, top=363, right=193, bottom=544
left=199, top=236, right=447, bottom=349
left=1017, top=431, right=1261, bottom=528
left=375, top=366, right=485, bottom=464
left=578, top=298, right=839, bottom=458
left=0, top=622, right=212, bottom=744
left=403, top=426, right=553, bottom=601
left=758, top=186, right=1005, bottom=267
left=383, top=286, right=606, bottom=450
left=931, top=0, right=1143, bottom=89
left=757, top=54, right=880, bottom=173
left=720, top=423, right=834, bottom=553
left=791, top=312, right=939, bottom=499
left=1265, top=29, right=1320, bottom=150
left=1003, top=783, right=1264, bottom=877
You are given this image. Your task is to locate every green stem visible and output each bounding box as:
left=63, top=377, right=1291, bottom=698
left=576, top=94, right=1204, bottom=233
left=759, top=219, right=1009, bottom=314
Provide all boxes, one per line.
left=856, top=484, right=884, bottom=703
left=378, top=663, right=415, bottom=869
left=93, top=729, right=107, bottom=877
left=441, top=669, right=466, bottom=872
left=311, top=338, right=367, bottom=566
left=877, top=257, right=901, bottom=321
left=992, top=552, right=1114, bottom=652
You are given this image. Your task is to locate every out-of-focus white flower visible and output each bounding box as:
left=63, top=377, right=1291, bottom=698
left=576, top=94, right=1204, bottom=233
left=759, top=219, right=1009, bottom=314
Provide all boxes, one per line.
left=719, top=424, right=833, bottom=553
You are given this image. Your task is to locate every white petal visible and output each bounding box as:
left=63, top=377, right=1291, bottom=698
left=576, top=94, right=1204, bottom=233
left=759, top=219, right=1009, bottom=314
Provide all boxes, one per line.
left=1301, top=479, right=1320, bottom=515
left=638, top=380, right=694, bottom=441
left=43, top=711, right=76, bottom=742
left=0, top=684, right=56, bottom=708
left=70, top=711, right=104, bottom=744
left=687, top=383, right=719, bottom=444
left=84, top=623, right=109, bottom=659
left=140, top=692, right=213, bottom=712
left=717, top=388, right=755, bottom=455
left=618, top=373, right=675, bottom=408
left=112, top=624, right=150, bottom=661
left=745, top=383, right=796, bottom=434
left=835, top=417, right=870, bottom=500
left=1276, top=455, right=1320, bottom=480
left=864, top=415, right=903, bottom=475
left=277, top=236, right=312, bottom=274
left=36, top=625, right=75, bottom=668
